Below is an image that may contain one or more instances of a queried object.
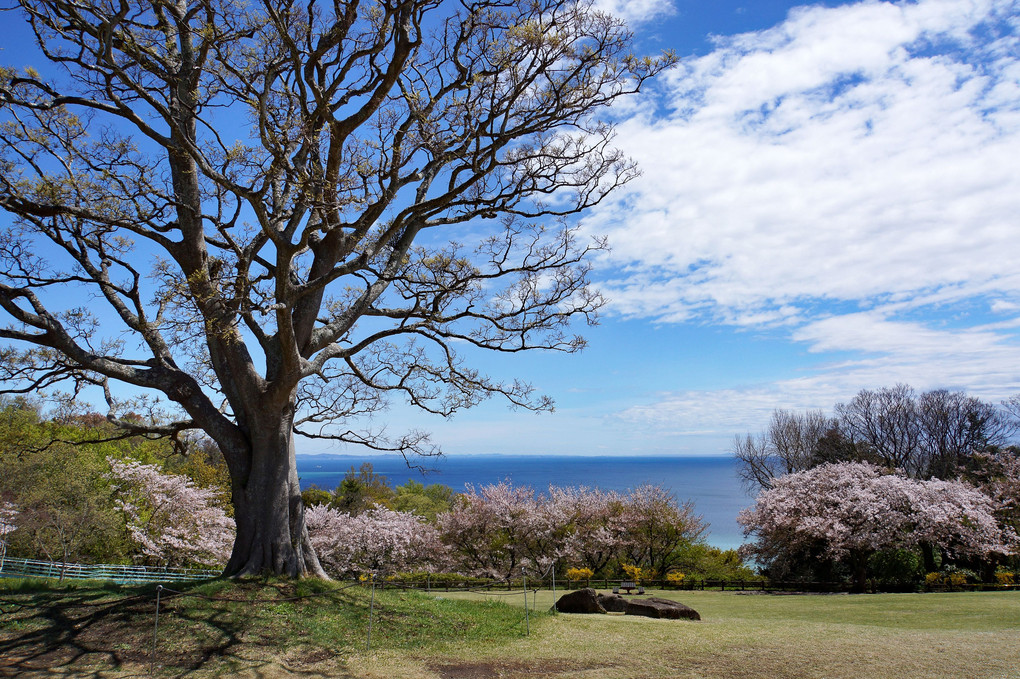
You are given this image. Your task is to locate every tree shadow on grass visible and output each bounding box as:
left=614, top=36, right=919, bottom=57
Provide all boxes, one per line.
left=0, top=580, right=355, bottom=678
left=0, top=583, right=154, bottom=676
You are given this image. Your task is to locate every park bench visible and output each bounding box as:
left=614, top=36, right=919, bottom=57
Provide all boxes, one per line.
left=612, top=581, right=645, bottom=595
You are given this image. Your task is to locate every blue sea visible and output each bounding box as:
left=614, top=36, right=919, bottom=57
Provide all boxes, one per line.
left=296, top=454, right=752, bottom=550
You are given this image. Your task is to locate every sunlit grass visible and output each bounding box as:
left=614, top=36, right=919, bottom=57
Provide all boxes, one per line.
left=0, top=577, right=532, bottom=677
left=398, top=589, right=1020, bottom=679
left=1, top=580, right=1017, bottom=678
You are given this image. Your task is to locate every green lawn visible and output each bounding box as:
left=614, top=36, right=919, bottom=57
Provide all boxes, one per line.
left=1, top=580, right=1017, bottom=678
left=0, top=578, right=528, bottom=677
left=415, top=589, right=1020, bottom=679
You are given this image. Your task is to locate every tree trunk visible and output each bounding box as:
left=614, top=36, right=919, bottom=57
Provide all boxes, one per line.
left=920, top=541, right=938, bottom=573
left=850, top=551, right=869, bottom=594
left=221, top=405, right=327, bottom=579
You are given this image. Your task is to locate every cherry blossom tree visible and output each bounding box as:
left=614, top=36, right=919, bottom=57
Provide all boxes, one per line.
left=738, top=462, right=1015, bottom=592
left=0, top=502, right=15, bottom=534
left=552, top=486, right=627, bottom=575
left=959, top=450, right=1020, bottom=574
left=108, top=458, right=234, bottom=568
left=967, top=450, right=1020, bottom=530
left=438, top=481, right=707, bottom=579
left=618, top=484, right=706, bottom=578
left=305, top=504, right=444, bottom=577
left=906, top=477, right=1011, bottom=561
left=437, top=481, right=554, bottom=579
left=0, top=501, right=16, bottom=564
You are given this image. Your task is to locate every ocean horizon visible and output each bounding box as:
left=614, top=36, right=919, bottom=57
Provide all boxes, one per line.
left=296, top=453, right=753, bottom=550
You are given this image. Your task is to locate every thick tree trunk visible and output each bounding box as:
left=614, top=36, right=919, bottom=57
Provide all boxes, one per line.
left=221, top=405, right=327, bottom=579
left=920, top=541, right=938, bottom=573
left=850, top=551, right=869, bottom=594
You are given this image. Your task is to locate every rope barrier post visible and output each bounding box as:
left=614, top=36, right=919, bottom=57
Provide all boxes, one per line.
left=522, top=568, right=529, bottom=636
left=150, top=584, right=163, bottom=677
left=366, top=577, right=376, bottom=651
left=551, top=561, right=557, bottom=615
left=550, top=566, right=558, bottom=611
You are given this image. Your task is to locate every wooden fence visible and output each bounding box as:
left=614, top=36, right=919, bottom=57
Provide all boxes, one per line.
left=2, top=559, right=1014, bottom=593
left=375, top=576, right=1018, bottom=594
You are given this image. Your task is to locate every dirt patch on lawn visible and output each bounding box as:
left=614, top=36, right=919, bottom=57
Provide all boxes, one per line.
left=0, top=589, right=158, bottom=677
left=428, top=659, right=618, bottom=678
left=0, top=584, right=347, bottom=678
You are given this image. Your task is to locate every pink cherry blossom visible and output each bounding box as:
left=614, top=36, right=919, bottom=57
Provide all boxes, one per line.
left=550, top=486, right=628, bottom=574
left=436, top=481, right=548, bottom=579
left=437, top=481, right=707, bottom=579
left=967, top=451, right=1020, bottom=528
left=0, top=501, right=16, bottom=543
left=738, top=462, right=1015, bottom=590
left=306, top=504, right=445, bottom=576
left=618, top=484, right=707, bottom=577
left=107, top=458, right=235, bottom=568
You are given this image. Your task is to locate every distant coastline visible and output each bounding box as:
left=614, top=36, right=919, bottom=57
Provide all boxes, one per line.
left=295, top=453, right=751, bottom=551
left=297, top=452, right=738, bottom=459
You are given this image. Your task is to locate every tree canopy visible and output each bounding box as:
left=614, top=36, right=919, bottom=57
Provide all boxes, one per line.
left=738, top=461, right=1015, bottom=592
left=734, top=385, right=1018, bottom=492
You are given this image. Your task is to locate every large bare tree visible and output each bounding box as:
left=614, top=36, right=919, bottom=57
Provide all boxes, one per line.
left=732, top=409, right=833, bottom=492
left=0, top=0, right=673, bottom=576
left=736, top=387, right=1017, bottom=496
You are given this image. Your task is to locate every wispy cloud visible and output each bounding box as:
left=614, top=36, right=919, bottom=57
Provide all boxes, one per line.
left=594, top=0, right=676, bottom=25
left=617, top=314, right=1020, bottom=437
left=589, top=0, right=1020, bottom=431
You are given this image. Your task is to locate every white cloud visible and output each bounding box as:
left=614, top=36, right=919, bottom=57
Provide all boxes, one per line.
left=588, top=0, right=1020, bottom=434
left=594, top=0, right=675, bottom=25
left=618, top=384, right=840, bottom=437
left=618, top=313, right=1020, bottom=437
left=992, top=299, right=1020, bottom=313
left=593, top=0, right=1020, bottom=319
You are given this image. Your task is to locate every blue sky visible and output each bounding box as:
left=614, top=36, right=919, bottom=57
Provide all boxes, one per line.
left=363, top=0, right=1020, bottom=457
left=3, top=1, right=1018, bottom=457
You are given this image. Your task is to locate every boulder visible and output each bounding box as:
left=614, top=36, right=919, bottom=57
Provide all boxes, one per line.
left=554, top=588, right=606, bottom=614
left=624, top=597, right=700, bottom=621
left=597, top=593, right=627, bottom=613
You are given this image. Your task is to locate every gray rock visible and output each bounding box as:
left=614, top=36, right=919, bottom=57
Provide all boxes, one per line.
left=554, top=588, right=606, bottom=614
left=597, top=593, right=627, bottom=613
left=625, top=597, right=701, bottom=620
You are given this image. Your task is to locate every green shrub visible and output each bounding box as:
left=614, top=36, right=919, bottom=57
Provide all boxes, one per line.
left=869, top=549, right=924, bottom=591
left=385, top=571, right=491, bottom=588
left=926, top=566, right=978, bottom=588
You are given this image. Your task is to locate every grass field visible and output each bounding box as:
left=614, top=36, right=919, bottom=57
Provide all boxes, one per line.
left=1, top=579, right=1018, bottom=678
left=415, top=588, right=1020, bottom=679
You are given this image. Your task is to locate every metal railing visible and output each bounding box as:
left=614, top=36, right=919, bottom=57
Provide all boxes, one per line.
left=0, top=557, right=219, bottom=584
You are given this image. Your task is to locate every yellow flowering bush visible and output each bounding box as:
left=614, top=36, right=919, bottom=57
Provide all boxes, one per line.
left=926, top=570, right=972, bottom=587
left=621, top=564, right=643, bottom=583
left=666, top=571, right=685, bottom=586
left=948, top=572, right=967, bottom=586
left=565, top=567, right=594, bottom=582
left=994, top=571, right=1014, bottom=585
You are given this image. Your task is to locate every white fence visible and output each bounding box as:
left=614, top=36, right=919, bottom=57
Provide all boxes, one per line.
left=0, top=557, right=219, bottom=584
